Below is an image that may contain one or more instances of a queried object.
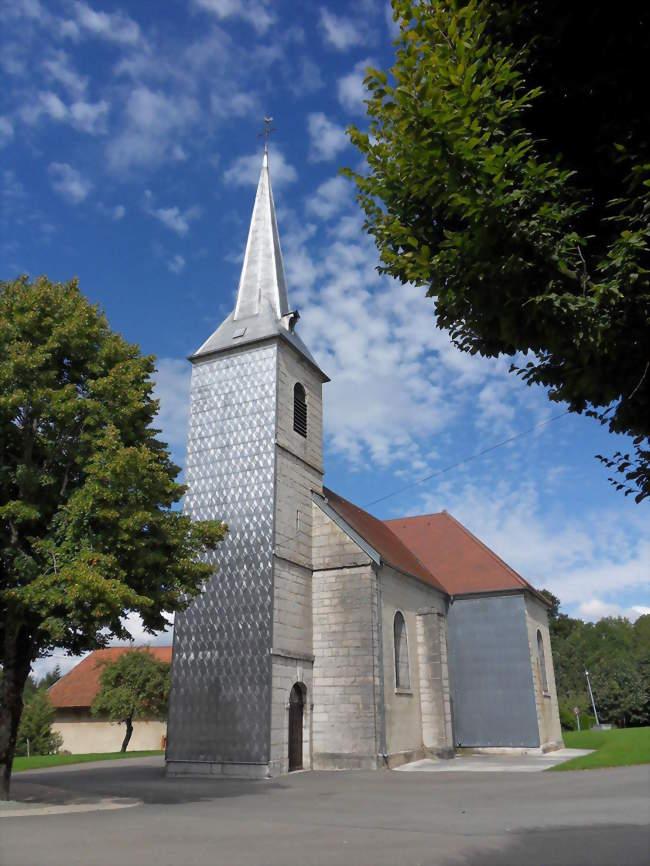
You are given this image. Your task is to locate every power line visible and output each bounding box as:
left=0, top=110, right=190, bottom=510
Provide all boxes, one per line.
left=363, top=410, right=571, bottom=508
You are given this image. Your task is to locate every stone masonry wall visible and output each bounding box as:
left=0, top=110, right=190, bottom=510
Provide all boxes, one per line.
left=525, top=595, right=563, bottom=749
left=380, top=565, right=450, bottom=762
left=312, top=503, right=379, bottom=768
left=416, top=610, right=454, bottom=756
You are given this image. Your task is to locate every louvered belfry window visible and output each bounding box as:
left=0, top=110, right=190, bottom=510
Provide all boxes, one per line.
left=293, top=383, right=307, bottom=437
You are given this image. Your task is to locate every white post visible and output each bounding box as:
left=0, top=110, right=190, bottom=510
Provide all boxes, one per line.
left=585, top=670, right=600, bottom=727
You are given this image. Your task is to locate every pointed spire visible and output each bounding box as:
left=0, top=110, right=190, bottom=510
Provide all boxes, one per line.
left=233, top=150, right=290, bottom=322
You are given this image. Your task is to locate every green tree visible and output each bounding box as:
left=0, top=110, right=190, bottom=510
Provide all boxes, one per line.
left=0, top=276, right=227, bottom=798
left=15, top=690, right=62, bottom=757
left=346, top=0, right=650, bottom=500
left=91, top=650, right=170, bottom=752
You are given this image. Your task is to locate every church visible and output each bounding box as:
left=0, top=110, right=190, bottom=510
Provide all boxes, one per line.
left=166, top=149, right=563, bottom=777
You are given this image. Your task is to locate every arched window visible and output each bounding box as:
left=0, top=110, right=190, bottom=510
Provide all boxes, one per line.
left=293, top=383, right=307, bottom=437
left=537, top=629, right=549, bottom=693
left=394, top=611, right=410, bottom=689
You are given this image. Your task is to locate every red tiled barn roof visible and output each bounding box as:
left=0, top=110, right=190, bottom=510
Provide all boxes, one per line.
left=47, top=646, right=172, bottom=709
left=385, top=511, right=547, bottom=602
left=322, top=487, right=447, bottom=594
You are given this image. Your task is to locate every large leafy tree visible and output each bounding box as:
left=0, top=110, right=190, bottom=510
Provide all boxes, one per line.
left=541, top=591, right=650, bottom=728
left=0, top=276, right=227, bottom=797
left=91, top=650, right=170, bottom=753
left=346, top=0, right=650, bottom=500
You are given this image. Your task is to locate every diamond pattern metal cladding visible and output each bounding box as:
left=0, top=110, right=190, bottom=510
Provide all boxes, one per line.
left=167, top=345, right=277, bottom=764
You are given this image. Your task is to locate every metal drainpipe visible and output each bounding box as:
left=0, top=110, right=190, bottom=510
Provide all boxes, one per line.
left=374, top=563, right=388, bottom=764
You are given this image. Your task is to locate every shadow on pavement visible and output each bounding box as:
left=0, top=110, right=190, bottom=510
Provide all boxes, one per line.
left=9, top=763, right=287, bottom=806
left=438, top=824, right=649, bottom=866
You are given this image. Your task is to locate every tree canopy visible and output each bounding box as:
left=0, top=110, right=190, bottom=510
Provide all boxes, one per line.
left=91, top=650, right=170, bottom=752
left=0, top=275, right=227, bottom=796
left=346, top=0, right=650, bottom=500
left=542, top=591, right=650, bottom=729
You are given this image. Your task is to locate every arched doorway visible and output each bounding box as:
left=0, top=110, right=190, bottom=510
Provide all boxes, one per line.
left=288, top=683, right=305, bottom=771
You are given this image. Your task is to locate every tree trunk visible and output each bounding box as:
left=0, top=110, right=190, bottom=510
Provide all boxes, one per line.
left=0, top=624, right=34, bottom=800
left=121, top=715, right=134, bottom=753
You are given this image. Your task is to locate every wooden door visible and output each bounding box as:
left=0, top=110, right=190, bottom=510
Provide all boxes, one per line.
left=288, top=684, right=304, bottom=771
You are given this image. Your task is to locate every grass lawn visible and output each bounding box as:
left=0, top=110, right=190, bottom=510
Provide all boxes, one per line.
left=550, top=726, right=650, bottom=771
left=13, top=750, right=164, bottom=772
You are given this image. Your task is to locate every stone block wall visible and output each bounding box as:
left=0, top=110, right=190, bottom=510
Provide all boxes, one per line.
left=269, top=653, right=313, bottom=775
left=311, top=506, right=379, bottom=768
left=416, top=610, right=454, bottom=756
left=276, top=341, right=324, bottom=473
left=380, top=565, right=450, bottom=762
left=524, top=595, right=563, bottom=749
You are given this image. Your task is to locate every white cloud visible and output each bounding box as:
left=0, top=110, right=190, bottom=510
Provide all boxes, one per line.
left=0, top=116, right=14, bottom=147
left=167, top=254, right=186, bottom=274
left=412, top=479, right=650, bottom=616
left=107, top=87, right=199, bottom=171
left=48, top=162, right=92, bottom=203
left=577, top=599, right=650, bottom=623
left=211, top=90, right=258, bottom=119
left=21, top=91, right=108, bottom=134
left=306, top=175, right=351, bottom=219
left=64, top=1, right=141, bottom=45
left=153, top=357, right=191, bottom=455
left=193, top=0, right=275, bottom=33
left=42, top=50, right=87, bottom=96
left=68, top=98, right=109, bottom=133
left=224, top=149, right=297, bottom=187
left=338, top=58, right=374, bottom=114
left=112, top=204, right=125, bottom=220
left=320, top=9, right=364, bottom=51
left=143, top=190, right=201, bottom=236
left=307, top=112, right=349, bottom=162
left=385, top=1, right=400, bottom=39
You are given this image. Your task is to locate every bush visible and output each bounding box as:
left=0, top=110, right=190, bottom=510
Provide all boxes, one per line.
left=15, top=691, right=63, bottom=757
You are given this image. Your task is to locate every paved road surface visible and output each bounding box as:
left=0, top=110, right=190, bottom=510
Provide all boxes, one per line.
left=2, top=757, right=648, bottom=866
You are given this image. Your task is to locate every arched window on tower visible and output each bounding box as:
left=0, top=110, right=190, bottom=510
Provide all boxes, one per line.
left=536, top=629, right=549, bottom=693
left=394, top=611, right=410, bottom=689
left=293, top=382, right=307, bottom=437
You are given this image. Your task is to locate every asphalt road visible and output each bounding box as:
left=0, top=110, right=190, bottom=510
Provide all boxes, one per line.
left=2, top=758, right=648, bottom=866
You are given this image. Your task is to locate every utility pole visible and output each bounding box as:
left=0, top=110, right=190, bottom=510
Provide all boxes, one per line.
left=585, top=669, right=600, bottom=727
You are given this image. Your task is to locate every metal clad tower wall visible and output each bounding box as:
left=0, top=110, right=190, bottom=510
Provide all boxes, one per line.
left=167, top=344, right=277, bottom=767
left=447, top=594, right=540, bottom=747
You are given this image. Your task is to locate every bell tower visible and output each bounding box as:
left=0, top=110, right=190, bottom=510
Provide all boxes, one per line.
left=166, top=145, right=328, bottom=777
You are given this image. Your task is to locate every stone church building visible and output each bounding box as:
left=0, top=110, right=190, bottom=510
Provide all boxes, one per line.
left=166, top=150, right=562, bottom=777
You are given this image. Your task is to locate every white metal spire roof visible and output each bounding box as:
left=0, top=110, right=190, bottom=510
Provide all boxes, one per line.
left=233, top=150, right=289, bottom=322
left=192, top=148, right=327, bottom=380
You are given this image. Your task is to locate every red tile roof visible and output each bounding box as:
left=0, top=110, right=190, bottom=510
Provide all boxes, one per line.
left=385, top=511, right=547, bottom=602
left=47, top=646, right=172, bottom=709
left=322, top=487, right=447, bottom=594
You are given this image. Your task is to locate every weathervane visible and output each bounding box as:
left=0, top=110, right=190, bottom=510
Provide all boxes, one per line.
left=259, top=116, right=276, bottom=153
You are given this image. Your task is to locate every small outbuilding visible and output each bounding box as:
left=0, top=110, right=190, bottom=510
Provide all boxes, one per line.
left=48, top=646, right=171, bottom=754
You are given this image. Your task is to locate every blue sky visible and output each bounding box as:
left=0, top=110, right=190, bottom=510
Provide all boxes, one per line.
left=2, top=0, right=648, bottom=666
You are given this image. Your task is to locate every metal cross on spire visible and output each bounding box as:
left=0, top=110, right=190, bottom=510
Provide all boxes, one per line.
left=260, top=116, right=276, bottom=153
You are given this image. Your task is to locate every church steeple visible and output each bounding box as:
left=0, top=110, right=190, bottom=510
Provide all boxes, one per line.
left=191, top=148, right=326, bottom=379
left=233, top=149, right=290, bottom=322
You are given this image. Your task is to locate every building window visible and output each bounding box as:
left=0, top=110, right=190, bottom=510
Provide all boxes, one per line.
left=537, top=629, right=549, bottom=693
left=394, top=611, right=410, bottom=690
left=293, top=383, right=307, bottom=437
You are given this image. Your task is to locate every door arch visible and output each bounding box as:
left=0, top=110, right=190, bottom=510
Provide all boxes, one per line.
left=288, top=683, right=305, bottom=771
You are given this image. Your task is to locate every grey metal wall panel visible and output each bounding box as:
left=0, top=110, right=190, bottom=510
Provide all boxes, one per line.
left=167, top=345, right=277, bottom=764
left=447, top=595, right=540, bottom=747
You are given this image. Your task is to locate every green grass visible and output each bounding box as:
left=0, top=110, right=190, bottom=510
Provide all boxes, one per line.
left=550, top=726, right=650, bottom=771
left=13, top=750, right=164, bottom=772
